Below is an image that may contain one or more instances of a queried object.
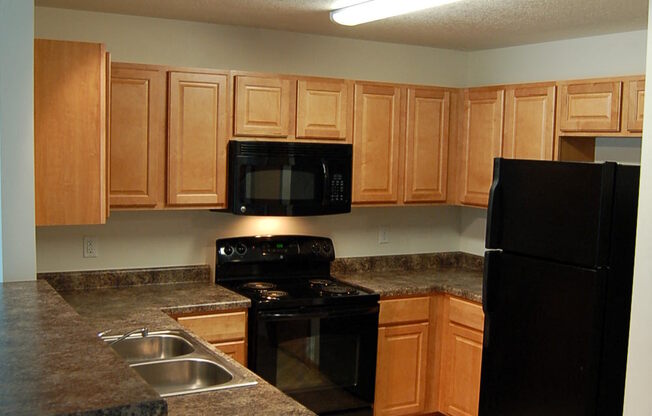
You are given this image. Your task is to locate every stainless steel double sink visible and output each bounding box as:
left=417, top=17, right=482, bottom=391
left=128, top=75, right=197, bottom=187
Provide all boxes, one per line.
left=102, top=330, right=257, bottom=397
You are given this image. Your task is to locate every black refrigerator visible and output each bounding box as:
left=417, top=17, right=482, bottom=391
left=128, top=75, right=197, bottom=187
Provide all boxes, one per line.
left=479, top=158, right=640, bottom=416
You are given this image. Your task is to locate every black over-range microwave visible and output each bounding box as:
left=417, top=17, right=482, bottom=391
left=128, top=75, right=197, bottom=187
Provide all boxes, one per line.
left=228, top=140, right=353, bottom=216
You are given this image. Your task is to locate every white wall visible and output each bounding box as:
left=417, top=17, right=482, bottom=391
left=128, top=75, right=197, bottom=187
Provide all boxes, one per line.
left=466, top=30, right=647, bottom=87
left=36, top=206, right=460, bottom=272
left=623, top=2, right=652, bottom=413
left=34, top=7, right=649, bottom=272
left=34, top=7, right=467, bottom=87
left=0, top=0, right=36, bottom=282
left=458, top=31, right=648, bottom=256
left=33, top=6, right=470, bottom=272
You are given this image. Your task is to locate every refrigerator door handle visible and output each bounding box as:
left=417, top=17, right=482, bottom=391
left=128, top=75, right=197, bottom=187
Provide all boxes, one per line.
left=485, top=158, right=503, bottom=249
left=483, top=250, right=500, bottom=314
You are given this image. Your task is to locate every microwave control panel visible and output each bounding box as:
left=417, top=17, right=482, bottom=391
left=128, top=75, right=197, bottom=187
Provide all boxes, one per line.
left=330, top=174, right=346, bottom=202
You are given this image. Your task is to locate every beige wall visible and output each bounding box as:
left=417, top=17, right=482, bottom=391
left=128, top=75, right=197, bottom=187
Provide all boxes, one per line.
left=0, top=0, right=36, bottom=281
left=623, top=2, right=652, bottom=412
left=459, top=31, right=647, bottom=256
left=36, top=206, right=460, bottom=272
left=34, top=7, right=648, bottom=271
left=33, top=7, right=469, bottom=273
left=35, top=7, right=468, bottom=87
left=466, top=30, right=647, bottom=87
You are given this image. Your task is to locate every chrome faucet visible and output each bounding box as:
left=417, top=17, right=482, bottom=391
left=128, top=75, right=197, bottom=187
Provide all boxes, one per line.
left=97, top=329, right=112, bottom=338
left=107, top=327, right=149, bottom=346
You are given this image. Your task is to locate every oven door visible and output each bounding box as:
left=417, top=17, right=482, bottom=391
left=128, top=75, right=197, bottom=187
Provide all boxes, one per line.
left=228, top=141, right=352, bottom=216
left=252, top=304, right=379, bottom=415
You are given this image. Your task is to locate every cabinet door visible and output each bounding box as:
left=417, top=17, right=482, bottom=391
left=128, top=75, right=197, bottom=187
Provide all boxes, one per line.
left=627, top=79, right=645, bottom=133
left=404, top=88, right=449, bottom=203
left=441, top=323, right=483, bottom=416
left=168, top=71, right=228, bottom=206
left=503, top=84, right=555, bottom=160
left=559, top=81, right=622, bottom=132
left=353, top=83, right=403, bottom=204
left=296, top=79, right=351, bottom=141
left=34, top=39, right=108, bottom=225
left=234, top=76, right=292, bottom=138
left=375, top=322, right=429, bottom=416
left=459, top=88, right=505, bottom=207
left=110, top=64, right=166, bottom=207
left=213, top=340, right=247, bottom=366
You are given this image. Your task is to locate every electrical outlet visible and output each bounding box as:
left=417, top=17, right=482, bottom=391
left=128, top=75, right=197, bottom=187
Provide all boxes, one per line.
left=83, top=236, right=98, bottom=258
left=378, top=226, right=389, bottom=244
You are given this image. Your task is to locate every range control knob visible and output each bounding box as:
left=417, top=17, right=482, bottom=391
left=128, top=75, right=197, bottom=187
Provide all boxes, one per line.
left=311, top=242, right=321, bottom=254
left=321, top=242, right=332, bottom=254
left=223, top=245, right=234, bottom=256
left=236, top=243, right=248, bottom=255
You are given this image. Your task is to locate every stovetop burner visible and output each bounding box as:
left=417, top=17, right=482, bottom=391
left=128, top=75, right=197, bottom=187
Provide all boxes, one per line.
left=242, top=282, right=276, bottom=290
left=216, top=236, right=379, bottom=308
left=260, top=290, right=288, bottom=300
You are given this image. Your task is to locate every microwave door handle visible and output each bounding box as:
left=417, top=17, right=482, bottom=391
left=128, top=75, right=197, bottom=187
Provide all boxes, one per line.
left=322, top=160, right=329, bottom=205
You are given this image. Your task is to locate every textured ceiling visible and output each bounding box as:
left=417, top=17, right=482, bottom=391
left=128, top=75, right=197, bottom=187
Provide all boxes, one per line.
left=35, top=0, right=648, bottom=50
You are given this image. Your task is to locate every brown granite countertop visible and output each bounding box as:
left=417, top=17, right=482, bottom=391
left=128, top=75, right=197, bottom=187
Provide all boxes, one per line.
left=46, top=266, right=315, bottom=416
left=332, top=252, right=484, bottom=303
left=0, top=281, right=166, bottom=416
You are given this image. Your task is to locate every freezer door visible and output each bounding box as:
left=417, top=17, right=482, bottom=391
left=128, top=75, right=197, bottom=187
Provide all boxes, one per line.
left=479, top=251, right=606, bottom=416
left=486, top=158, right=615, bottom=267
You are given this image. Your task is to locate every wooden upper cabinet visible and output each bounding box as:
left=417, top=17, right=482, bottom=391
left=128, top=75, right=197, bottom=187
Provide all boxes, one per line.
left=296, top=79, right=351, bottom=141
left=459, top=88, right=505, bottom=207
left=404, top=87, right=450, bottom=203
left=234, top=75, right=293, bottom=138
left=168, top=71, right=228, bottom=206
left=35, top=39, right=108, bottom=225
left=559, top=80, right=622, bottom=132
left=109, top=64, right=166, bottom=208
left=503, top=84, right=556, bottom=160
left=353, top=83, right=403, bottom=204
left=627, top=79, right=645, bottom=133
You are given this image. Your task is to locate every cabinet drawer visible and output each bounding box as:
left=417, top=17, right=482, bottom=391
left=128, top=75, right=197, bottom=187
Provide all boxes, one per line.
left=448, top=297, right=484, bottom=332
left=178, top=311, right=246, bottom=343
left=379, top=296, right=430, bottom=326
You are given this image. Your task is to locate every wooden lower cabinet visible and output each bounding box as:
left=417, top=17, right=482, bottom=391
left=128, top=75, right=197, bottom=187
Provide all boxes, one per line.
left=375, top=322, right=429, bottom=416
left=212, top=340, right=247, bottom=365
left=175, top=310, right=247, bottom=366
left=439, top=296, right=484, bottom=416
left=374, top=295, right=484, bottom=416
left=375, top=297, right=430, bottom=416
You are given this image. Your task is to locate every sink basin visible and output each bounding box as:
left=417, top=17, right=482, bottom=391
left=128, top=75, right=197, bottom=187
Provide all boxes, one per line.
left=101, top=329, right=257, bottom=396
left=104, top=332, right=195, bottom=363
left=131, top=358, right=236, bottom=397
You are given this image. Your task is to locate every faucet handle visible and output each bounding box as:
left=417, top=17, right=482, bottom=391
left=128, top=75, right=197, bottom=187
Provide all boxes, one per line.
left=97, top=329, right=112, bottom=337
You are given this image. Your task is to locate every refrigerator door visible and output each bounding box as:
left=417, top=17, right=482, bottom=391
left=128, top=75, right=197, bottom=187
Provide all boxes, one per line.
left=480, top=251, right=606, bottom=416
left=486, top=159, right=615, bottom=267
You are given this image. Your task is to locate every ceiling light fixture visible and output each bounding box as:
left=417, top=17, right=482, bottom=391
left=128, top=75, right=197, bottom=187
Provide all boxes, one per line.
left=330, top=0, right=461, bottom=26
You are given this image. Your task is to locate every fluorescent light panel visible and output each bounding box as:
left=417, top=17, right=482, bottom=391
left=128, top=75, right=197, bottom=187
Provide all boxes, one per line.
left=331, top=0, right=461, bottom=26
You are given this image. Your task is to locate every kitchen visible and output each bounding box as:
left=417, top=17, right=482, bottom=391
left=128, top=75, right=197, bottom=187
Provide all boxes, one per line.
left=1, top=0, right=652, bottom=415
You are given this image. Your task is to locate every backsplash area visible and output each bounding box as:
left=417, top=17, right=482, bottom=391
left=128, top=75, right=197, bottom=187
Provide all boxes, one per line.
left=35, top=206, right=462, bottom=273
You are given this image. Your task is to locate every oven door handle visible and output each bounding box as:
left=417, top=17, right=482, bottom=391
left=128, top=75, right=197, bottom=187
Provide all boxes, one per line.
left=258, top=305, right=379, bottom=320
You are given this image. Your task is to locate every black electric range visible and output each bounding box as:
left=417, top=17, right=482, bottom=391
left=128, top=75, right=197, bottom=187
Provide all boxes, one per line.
left=216, top=235, right=379, bottom=416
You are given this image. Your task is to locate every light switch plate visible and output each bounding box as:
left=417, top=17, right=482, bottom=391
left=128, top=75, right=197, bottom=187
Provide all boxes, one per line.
left=378, top=226, right=389, bottom=244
